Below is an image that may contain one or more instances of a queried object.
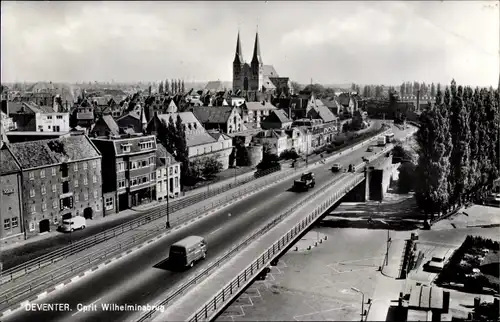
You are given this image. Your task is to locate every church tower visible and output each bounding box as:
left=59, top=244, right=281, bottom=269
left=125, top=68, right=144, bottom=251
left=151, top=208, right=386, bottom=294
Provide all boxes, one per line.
left=232, top=32, right=244, bottom=93
left=250, top=31, right=264, bottom=92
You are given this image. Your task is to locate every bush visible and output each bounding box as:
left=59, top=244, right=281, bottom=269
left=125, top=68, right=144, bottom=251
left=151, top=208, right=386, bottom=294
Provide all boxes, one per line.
left=279, top=149, right=299, bottom=160
left=257, top=152, right=280, bottom=171
left=398, top=162, right=416, bottom=193
left=236, top=147, right=251, bottom=166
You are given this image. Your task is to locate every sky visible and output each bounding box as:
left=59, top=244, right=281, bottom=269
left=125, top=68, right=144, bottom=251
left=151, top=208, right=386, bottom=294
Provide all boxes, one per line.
left=1, top=1, right=499, bottom=87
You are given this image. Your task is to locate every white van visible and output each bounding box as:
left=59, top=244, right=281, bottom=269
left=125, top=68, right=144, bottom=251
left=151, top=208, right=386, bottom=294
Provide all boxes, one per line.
left=60, top=216, right=86, bottom=232
left=169, top=236, right=207, bottom=268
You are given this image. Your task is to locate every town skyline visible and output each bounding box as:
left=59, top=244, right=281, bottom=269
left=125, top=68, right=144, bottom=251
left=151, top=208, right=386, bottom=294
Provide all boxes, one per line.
left=1, top=1, right=499, bottom=86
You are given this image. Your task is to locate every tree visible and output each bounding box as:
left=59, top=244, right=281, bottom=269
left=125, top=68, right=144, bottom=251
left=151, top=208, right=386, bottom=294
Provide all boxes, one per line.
left=256, top=151, right=280, bottom=171
left=375, top=85, right=383, bottom=98
left=303, top=83, right=326, bottom=97
left=201, top=155, right=223, bottom=178
left=172, top=79, right=177, bottom=94
left=351, top=83, right=356, bottom=91
left=398, top=162, right=417, bottom=193
left=393, top=144, right=413, bottom=162
left=236, top=146, right=250, bottom=166
left=290, top=81, right=302, bottom=93
left=430, top=83, right=436, bottom=97
left=165, top=79, right=170, bottom=94
left=159, top=81, right=164, bottom=94
left=174, top=115, right=190, bottom=185
left=181, top=80, right=185, bottom=94
left=449, top=80, right=471, bottom=207
left=400, top=83, right=406, bottom=96
left=363, top=85, right=370, bottom=98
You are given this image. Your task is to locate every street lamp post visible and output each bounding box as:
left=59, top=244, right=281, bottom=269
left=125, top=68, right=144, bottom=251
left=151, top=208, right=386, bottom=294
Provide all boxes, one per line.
left=165, top=167, right=170, bottom=229
left=351, top=287, right=365, bottom=322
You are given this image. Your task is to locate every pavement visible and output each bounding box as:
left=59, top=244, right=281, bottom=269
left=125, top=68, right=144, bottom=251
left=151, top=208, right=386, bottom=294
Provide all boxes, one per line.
left=1, top=129, right=394, bottom=322
left=431, top=205, right=500, bottom=230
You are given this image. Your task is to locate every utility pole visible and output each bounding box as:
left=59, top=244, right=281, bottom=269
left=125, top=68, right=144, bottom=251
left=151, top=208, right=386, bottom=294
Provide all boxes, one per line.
left=165, top=166, right=170, bottom=229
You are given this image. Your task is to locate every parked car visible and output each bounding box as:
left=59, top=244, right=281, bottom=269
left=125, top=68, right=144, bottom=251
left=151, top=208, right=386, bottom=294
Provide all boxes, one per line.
left=424, top=256, right=446, bottom=272
left=367, top=146, right=374, bottom=152
left=60, top=216, right=86, bottom=232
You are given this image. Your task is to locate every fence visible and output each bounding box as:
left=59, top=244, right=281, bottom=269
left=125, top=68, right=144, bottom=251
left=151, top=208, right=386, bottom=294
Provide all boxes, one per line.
left=0, top=127, right=389, bottom=311
left=186, top=175, right=365, bottom=322
left=137, top=171, right=364, bottom=322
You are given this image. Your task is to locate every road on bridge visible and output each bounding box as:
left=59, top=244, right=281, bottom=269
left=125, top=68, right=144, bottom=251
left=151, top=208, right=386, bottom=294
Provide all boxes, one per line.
left=4, top=126, right=414, bottom=322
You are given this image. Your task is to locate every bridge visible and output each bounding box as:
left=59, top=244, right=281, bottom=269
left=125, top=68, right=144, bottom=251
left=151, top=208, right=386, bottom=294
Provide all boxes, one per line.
left=138, top=129, right=416, bottom=322
left=0, top=125, right=416, bottom=322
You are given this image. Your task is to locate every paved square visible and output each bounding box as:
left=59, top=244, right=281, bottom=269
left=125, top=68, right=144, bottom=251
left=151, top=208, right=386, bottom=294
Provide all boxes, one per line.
left=216, top=228, right=403, bottom=321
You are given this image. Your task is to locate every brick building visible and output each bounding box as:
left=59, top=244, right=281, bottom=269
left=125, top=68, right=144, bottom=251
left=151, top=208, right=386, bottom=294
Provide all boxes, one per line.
left=91, top=134, right=157, bottom=215
left=0, top=148, right=23, bottom=241
left=155, top=143, right=181, bottom=202
left=7, top=135, right=102, bottom=238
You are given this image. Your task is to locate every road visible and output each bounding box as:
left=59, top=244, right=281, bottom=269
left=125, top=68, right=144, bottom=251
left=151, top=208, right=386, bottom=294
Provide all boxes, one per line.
left=5, top=126, right=413, bottom=322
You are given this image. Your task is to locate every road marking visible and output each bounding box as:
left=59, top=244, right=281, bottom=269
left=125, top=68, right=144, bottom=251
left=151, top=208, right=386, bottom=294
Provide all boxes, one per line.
left=72, top=297, right=102, bottom=316
left=248, top=207, right=257, bottom=214
left=210, top=227, right=222, bottom=235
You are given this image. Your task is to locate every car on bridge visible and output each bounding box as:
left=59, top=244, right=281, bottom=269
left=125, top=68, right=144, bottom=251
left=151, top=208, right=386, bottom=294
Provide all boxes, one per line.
left=367, top=146, right=374, bottom=152
left=348, top=164, right=356, bottom=173
left=331, top=163, right=342, bottom=172
left=293, top=172, right=315, bottom=191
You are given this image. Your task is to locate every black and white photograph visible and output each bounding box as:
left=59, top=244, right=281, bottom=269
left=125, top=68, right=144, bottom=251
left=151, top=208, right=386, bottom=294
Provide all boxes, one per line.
left=0, top=1, right=499, bottom=321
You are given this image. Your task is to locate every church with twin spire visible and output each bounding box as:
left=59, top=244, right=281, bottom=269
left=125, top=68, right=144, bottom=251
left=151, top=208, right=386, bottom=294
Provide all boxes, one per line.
left=232, top=31, right=293, bottom=101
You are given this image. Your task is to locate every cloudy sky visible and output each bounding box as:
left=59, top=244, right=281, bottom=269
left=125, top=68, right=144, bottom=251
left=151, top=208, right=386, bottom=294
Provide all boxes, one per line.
left=1, top=1, right=499, bottom=86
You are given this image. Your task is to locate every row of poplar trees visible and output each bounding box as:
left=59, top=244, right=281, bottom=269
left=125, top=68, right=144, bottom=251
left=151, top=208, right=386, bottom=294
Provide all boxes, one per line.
left=415, top=80, right=499, bottom=220
left=158, top=79, right=185, bottom=94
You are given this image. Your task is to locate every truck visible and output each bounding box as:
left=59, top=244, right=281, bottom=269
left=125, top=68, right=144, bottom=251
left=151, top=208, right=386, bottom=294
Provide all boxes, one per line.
left=377, top=136, right=386, bottom=146
left=293, top=172, right=315, bottom=191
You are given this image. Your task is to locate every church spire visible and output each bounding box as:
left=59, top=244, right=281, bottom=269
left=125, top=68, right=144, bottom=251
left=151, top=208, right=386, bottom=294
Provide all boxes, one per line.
left=251, top=31, right=263, bottom=65
left=234, top=31, right=244, bottom=64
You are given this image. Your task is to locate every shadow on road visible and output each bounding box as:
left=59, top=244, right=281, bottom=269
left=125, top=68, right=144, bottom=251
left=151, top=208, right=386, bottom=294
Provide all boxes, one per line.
left=153, top=258, right=190, bottom=272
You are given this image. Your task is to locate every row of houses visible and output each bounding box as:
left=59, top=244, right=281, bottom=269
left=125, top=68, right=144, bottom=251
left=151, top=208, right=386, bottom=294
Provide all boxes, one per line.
left=0, top=133, right=181, bottom=242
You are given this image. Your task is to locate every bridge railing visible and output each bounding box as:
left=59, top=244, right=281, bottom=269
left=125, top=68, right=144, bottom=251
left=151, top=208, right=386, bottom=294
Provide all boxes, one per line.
left=187, top=174, right=366, bottom=322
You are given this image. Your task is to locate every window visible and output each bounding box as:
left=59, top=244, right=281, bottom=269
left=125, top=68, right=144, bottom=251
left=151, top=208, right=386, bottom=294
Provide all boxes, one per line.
left=41, top=185, right=46, bottom=195
left=96, top=203, right=100, bottom=211
left=31, top=205, right=36, bottom=213
left=83, top=177, right=88, bottom=185
left=83, top=162, right=88, bottom=170
left=105, top=197, right=114, bottom=210
left=84, top=192, right=89, bottom=201
left=40, top=169, right=45, bottom=178
left=118, top=179, right=126, bottom=189
left=52, top=168, right=56, bottom=176
left=131, top=178, right=138, bottom=186
left=4, top=219, right=10, bottom=230
left=150, top=172, right=156, bottom=181
left=56, top=115, right=63, bottom=119
left=121, top=144, right=131, bottom=153
left=92, top=160, right=97, bottom=169
left=74, top=163, right=78, bottom=172
left=47, top=116, right=53, bottom=120
left=30, top=189, right=35, bottom=198
left=169, top=167, right=173, bottom=176
left=29, top=221, right=35, bottom=232
left=175, top=177, right=179, bottom=188
left=74, top=180, right=79, bottom=188
left=141, top=160, right=147, bottom=167
left=53, top=200, right=58, bottom=209
left=29, top=172, right=35, bottom=180
left=53, top=125, right=60, bottom=132
left=11, top=217, right=18, bottom=228
left=75, top=194, right=80, bottom=202
left=93, top=175, right=97, bottom=183
left=142, top=177, right=147, bottom=184
left=116, top=162, right=125, bottom=172
left=42, top=203, right=47, bottom=211
left=175, top=166, right=178, bottom=174
left=93, top=190, right=98, bottom=199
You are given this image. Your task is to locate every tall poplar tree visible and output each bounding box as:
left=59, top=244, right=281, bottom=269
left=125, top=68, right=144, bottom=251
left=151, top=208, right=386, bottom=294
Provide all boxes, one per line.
left=165, top=79, right=170, bottom=94
left=449, top=81, right=471, bottom=206
left=159, top=81, right=164, bottom=94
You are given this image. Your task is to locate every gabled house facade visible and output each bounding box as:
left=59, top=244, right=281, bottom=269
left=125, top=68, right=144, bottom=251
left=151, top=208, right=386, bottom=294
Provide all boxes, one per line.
left=260, top=109, right=293, bottom=130
left=191, top=106, right=243, bottom=134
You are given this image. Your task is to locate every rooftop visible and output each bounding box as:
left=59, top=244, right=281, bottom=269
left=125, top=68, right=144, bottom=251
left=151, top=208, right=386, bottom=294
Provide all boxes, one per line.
left=0, top=148, right=21, bottom=175
left=8, top=135, right=101, bottom=170
left=192, top=106, right=233, bottom=124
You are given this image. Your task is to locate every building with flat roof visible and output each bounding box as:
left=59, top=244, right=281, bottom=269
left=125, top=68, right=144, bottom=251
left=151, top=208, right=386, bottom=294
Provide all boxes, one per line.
left=91, top=133, right=157, bottom=215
